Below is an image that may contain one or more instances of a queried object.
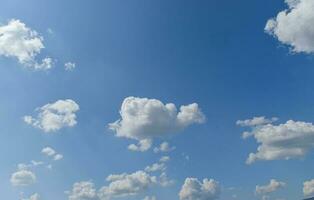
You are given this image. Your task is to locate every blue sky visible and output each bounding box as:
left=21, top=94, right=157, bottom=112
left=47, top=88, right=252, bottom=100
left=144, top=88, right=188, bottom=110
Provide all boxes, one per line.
left=1, top=0, right=314, bottom=200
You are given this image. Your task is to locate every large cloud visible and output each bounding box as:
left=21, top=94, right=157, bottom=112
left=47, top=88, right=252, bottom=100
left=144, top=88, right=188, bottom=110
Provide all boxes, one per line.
left=109, top=97, right=205, bottom=149
left=24, top=99, right=79, bottom=133
left=67, top=169, right=172, bottom=200
left=179, top=178, right=220, bottom=200
left=10, top=169, right=36, bottom=186
left=0, top=19, right=53, bottom=70
left=256, top=179, right=286, bottom=195
left=303, top=179, right=314, bottom=197
left=98, top=171, right=158, bottom=199
left=67, top=181, right=98, bottom=200
left=238, top=117, right=314, bottom=164
left=265, top=0, right=314, bottom=54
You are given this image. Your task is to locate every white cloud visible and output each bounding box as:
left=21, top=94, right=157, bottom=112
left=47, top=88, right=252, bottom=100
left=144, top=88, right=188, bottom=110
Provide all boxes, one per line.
left=67, top=181, right=98, bottom=200
left=0, top=19, right=53, bottom=70
left=24, top=99, right=79, bottom=133
left=145, top=163, right=166, bottom=173
left=65, top=62, right=76, bottom=71
left=143, top=196, right=157, bottom=200
left=256, top=179, right=286, bottom=195
left=265, top=0, right=314, bottom=54
left=238, top=118, right=314, bottom=164
left=42, top=147, right=56, bottom=156
left=128, top=139, right=152, bottom=152
left=154, top=142, right=176, bottom=153
left=22, top=193, right=40, bottom=200
left=179, top=178, right=220, bottom=200
left=159, top=172, right=174, bottom=187
left=10, top=169, right=36, bottom=186
left=236, top=117, right=278, bottom=127
left=42, top=146, right=63, bottom=161
left=159, top=156, right=170, bottom=163
left=54, top=154, right=63, bottom=161
left=109, top=97, right=205, bottom=142
left=68, top=168, right=173, bottom=200
left=98, top=170, right=157, bottom=199
left=303, top=179, right=314, bottom=197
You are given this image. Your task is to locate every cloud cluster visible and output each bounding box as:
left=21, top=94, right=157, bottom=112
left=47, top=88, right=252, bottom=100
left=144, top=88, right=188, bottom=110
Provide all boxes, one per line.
left=22, top=193, right=40, bottom=200
left=109, top=97, right=205, bottom=143
left=179, top=178, right=220, bottom=200
left=10, top=169, right=36, bottom=186
left=303, top=179, right=314, bottom=197
left=0, top=19, right=53, bottom=70
left=256, top=179, right=286, bottom=195
left=41, top=147, right=63, bottom=161
left=238, top=117, right=314, bottom=164
left=24, top=99, right=79, bottom=133
left=98, top=170, right=158, bottom=199
left=265, top=0, right=314, bottom=54
left=154, top=142, right=176, bottom=153
left=67, top=170, right=162, bottom=200
left=67, top=181, right=98, bottom=200
left=128, top=139, right=152, bottom=152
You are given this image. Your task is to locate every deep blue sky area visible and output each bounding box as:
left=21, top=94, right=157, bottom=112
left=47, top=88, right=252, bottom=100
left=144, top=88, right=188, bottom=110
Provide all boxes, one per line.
left=0, top=0, right=314, bottom=200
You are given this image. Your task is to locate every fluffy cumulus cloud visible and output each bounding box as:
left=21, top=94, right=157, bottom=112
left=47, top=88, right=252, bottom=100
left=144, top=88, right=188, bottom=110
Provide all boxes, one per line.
left=303, top=179, right=314, bottom=197
left=179, top=178, right=220, bottom=200
left=10, top=169, right=36, bottom=186
left=67, top=170, right=170, bottom=200
left=128, top=139, right=153, bottom=152
left=24, top=99, right=79, bottom=133
left=98, top=170, right=158, bottom=199
left=256, top=179, right=286, bottom=195
left=154, top=142, right=176, bottom=153
left=265, top=0, right=314, bottom=54
left=67, top=181, right=98, bottom=200
left=0, top=19, right=53, bottom=70
left=109, top=97, right=205, bottom=142
left=41, top=146, right=63, bottom=161
left=238, top=117, right=314, bottom=164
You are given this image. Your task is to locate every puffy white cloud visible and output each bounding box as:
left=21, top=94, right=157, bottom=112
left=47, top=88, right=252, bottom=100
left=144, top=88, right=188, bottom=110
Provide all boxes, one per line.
left=0, top=19, right=53, bottom=70
left=54, top=154, right=63, bottom=161
left=179, top=178, right=220, bottom=200
left=42, top=146, right=63, bottom=161
left=109, top=97, right=205, bottom=141
left=128, top=139, right=152, bottom=152
left=256, top=179, right=286, bottom=195
left=159, top=172, right=174, bottom=187
left=145, top=163, right=166, bottom=173
left=10, top=169, right=36, bottom=186
left=154, top=142, right=176, bottom=153
left=41, top=147, right=56, bottom=156
left=65, top=62, right=76, bottom=71
left=67, top=181, right=98, bottom=200
left=238, top=118, right=314, bottom=164
left=265, top=0, right=314, bottom=54
left=303, top=179, right=314, bottom=197
left=236, top=117, right=278, bottom=127
left=22, top=193, right=40, bottom=200
left=24, top=99, right=79, bottom=133
left=98, top=170, right=157, bottom=199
